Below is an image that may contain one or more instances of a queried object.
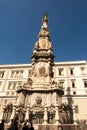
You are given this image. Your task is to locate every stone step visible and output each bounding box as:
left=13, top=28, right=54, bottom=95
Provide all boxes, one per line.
left=4, top=123, right=80, bottom=130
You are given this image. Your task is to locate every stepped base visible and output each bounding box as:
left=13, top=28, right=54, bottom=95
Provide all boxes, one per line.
left=5, top=123, right=79, bottom=130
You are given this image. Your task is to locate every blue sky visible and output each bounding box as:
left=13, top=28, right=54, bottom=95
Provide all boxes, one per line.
left=0, top=0, right=87, bottom=64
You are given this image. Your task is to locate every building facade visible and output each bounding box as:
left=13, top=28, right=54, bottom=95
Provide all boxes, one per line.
left=0, top=14, right=87, bottom=123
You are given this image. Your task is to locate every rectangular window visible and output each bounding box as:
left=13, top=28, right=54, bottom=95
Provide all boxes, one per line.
left=11, top=70, right=23, bottom=78
left=81, top=67, right=86, bottom=75
left=8, top=82, right=22, bottom=90
left=70, top=69, right=74, bottom=75
left=84, top=81, right=87, bottom=87
left=13, top=83, right=17, bottom=89
left=0, top=71, right=5, bottom=78
left=8, top=82, right=13, bottom=89
left=72, top=81, right=75, bottom=88
left=58, top=68, right=64, bottom=76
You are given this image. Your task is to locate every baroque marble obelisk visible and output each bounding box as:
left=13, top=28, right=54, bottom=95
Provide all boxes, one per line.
left=11, top=13, right=64, bottom=124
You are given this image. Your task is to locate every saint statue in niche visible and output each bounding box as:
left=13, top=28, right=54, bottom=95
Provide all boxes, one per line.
left=34, top=40, right=52, bottom=50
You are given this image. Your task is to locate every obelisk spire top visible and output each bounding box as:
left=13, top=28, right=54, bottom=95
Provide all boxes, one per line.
left=31, top=13, right=55, bottom=65
left=42, top=12, right=48, bottom=23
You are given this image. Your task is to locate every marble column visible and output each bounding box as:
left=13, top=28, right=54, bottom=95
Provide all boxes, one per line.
left=25, top=104, right=30, bottom=121
left=73, top=105, right=77, bottom=124
left=0, top=105, right=5, bottom=122
left=43, top=104, right=48, bottom=124
left=10, top=104, right=16, bottom=120
left=55, top=102, right=60, bottom=125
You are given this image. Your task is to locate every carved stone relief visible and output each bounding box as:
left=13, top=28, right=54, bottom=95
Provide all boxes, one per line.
left=39, top=66, right=46, bottom=77
left=34, top=38, right=52, bottom=50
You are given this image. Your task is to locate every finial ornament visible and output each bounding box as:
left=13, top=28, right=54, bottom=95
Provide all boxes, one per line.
left=42, top=12, right=48, bottom=22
